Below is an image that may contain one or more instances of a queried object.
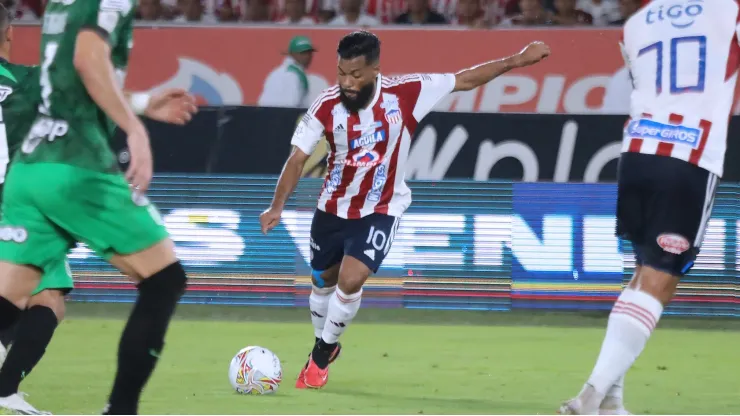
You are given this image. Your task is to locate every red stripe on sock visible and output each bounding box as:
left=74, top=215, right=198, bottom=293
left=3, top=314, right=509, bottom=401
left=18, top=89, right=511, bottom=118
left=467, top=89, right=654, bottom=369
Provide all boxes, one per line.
left=616, top=300, right=658, bottom=329
left=612, top=307, right=654, bottom=333
left=336, top=293, right=361, bottom=304
left=612, top=305, right=655, bottom=332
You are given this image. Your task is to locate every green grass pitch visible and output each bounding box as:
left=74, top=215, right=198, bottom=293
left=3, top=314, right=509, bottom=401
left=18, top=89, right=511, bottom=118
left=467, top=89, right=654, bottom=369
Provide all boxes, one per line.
left=17, top=303, right=740, bottom=415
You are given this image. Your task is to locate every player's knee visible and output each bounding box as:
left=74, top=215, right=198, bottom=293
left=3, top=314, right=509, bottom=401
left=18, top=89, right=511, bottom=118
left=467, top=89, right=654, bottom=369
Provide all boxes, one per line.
left=311, top=267, right=338, bottom=289
left=28, top=289, right=66, bottom=322
left=337, top=259, right=370, bottom=295
left=139, top=261, right=188, bottom=301
left=637, top=266, right=679, bottom=305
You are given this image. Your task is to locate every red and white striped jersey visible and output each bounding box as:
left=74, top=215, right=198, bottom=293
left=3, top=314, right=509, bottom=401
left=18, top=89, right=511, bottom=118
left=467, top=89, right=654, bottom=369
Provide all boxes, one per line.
left=291, top=73, right=456, bottom=219
left=621, top=0, right=740, bottom=178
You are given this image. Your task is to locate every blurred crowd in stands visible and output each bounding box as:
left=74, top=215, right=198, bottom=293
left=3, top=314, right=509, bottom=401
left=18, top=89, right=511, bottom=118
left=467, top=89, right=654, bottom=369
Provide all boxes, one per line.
left=6, top=0, right=641, bottom=28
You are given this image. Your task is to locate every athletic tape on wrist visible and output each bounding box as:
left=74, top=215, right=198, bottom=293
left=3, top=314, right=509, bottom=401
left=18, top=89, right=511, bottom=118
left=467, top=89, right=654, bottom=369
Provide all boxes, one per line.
left=129, top=93, right=151, bottom=115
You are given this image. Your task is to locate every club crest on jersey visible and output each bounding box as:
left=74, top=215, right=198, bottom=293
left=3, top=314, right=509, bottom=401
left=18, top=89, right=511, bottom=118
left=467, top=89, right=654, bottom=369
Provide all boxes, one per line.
left=381, top=99, right=402, bottom=124
left=348, top=149, right=381, bottom=167
left=351, top=131, right=386, bottom=149
left=0, top=86, right=13, bottom=103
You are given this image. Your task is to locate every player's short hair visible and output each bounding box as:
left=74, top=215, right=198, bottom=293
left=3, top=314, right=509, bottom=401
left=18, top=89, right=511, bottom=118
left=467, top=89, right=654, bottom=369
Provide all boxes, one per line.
left=337, top=31, right=380, bottom=65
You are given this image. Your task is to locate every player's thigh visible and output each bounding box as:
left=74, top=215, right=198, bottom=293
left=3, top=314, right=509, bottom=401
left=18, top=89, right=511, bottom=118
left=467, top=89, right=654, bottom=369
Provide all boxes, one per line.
left=343, top=213, right=401, bottom=276
left=108, top=254, right=143, bottom=284
left=115, top=238, right=178, bottom=279
left=37, top=165, right=173, bottom=278
left=309, top=209, right=345, bottom=286
left=616, top=153, right=647, bottom=246
left=641, top=157, right=717, bottom=277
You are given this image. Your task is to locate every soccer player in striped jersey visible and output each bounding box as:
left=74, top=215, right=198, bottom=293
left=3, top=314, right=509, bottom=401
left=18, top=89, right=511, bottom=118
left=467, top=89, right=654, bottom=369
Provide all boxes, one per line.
left=560, top=0, right=740, bottom=413
left=260, top=30, right=550, bottom=390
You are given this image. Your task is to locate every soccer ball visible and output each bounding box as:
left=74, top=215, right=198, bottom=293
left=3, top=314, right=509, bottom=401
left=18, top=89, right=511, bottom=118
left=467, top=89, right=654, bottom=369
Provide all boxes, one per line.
left=228, top=346, right=282, bottom=395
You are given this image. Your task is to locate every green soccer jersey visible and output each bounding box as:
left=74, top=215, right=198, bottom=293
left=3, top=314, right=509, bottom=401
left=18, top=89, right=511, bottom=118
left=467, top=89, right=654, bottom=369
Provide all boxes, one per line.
left=0, top=60, right=40, bottom=182
left=18, top=0, right=135, bottom=172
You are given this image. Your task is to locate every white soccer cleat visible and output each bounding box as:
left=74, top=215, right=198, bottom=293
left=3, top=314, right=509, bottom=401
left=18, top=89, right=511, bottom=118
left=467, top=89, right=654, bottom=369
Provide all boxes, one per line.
left=559, top=398, right=599, bottom=415
left=599, top=394, right=631, bottom=415
left=0, top=393, right=51, bottom=415
left=599, top=407, right=631, bottom=415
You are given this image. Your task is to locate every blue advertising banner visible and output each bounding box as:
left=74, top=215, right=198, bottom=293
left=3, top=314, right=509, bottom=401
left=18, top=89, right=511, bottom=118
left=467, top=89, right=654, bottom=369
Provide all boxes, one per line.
left=67, top=175, right=739, bottom=317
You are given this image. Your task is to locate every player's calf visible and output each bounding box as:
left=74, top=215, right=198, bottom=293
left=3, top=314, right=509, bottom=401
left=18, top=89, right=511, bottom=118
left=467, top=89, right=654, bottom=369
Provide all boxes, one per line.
left=105, top=239, right=187, bottom=415
left=311, top=256, right=367, bottom=368
left=0, top=289, right=64, bottom=398
left=319, top=255, right=367, bottom=353
left=309, top=265, right=339, bottom=339
left=0, top=263, right=41, bottom=331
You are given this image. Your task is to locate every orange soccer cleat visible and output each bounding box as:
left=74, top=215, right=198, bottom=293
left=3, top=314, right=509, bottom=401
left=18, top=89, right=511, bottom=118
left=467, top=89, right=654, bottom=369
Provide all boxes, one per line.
left=295, top=342, right=342, bottom=389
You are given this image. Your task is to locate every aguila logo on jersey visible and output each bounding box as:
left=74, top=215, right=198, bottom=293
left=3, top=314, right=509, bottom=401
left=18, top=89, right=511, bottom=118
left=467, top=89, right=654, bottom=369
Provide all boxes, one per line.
left=351, top=131, right=386, bottom=149
left=645, top=0, right=703, bottom=29
left=657, top=233, right=690, bottom=255
left=0, top=86, right=13, bottom=103
left=348, top=149, right=381, bottom=167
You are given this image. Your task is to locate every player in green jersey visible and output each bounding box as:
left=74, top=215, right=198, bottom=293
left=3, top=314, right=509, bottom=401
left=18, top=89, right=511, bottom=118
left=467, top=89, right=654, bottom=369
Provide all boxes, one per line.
left=0, top=4, right=198, bottom=414
left=0, top=0, right=198, bottom=413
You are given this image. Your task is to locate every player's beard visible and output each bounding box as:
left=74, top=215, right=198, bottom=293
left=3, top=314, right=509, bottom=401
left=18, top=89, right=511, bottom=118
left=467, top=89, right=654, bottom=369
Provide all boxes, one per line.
left=339, top=82, right=376, bottom=113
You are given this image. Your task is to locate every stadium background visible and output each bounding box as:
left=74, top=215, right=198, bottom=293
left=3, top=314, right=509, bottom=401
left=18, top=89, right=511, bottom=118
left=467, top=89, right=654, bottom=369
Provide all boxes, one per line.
left=7, top=7, right=738, bottom=318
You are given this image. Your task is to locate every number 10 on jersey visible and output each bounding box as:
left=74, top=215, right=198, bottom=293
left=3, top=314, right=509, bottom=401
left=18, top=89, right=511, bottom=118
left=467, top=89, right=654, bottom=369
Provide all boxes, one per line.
left=638, top=35, right=707, bottom=94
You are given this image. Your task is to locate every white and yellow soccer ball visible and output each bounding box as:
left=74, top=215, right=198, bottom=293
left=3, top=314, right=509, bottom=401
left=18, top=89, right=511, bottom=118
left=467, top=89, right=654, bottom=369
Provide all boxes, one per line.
left=228, top=346, right=282, bottom=395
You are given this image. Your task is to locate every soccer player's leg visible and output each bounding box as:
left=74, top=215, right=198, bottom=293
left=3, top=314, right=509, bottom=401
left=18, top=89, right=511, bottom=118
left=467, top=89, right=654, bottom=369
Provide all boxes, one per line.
left=33, top=164, right=186, bottom=415
left=303, top=213, right=400, bottom=389
left=296, top=210, right=344, bottom=388
left=0, top=256, right=70, bottom=402
left=561, top=154, right=716, bottom=415
left=0, top=163, right=71, bottom=414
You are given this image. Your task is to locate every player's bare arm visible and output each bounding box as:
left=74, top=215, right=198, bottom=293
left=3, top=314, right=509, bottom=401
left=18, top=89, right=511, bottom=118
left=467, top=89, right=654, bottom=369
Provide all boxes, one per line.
left=74, top=31, right=142, bottom=136
left=74, top=30, right=152, bottom=191
left=260, top=146, right=311, bottom=234
left=452, top=41, right=551, bottom=92
left=123, top=89, right=198, bottom=125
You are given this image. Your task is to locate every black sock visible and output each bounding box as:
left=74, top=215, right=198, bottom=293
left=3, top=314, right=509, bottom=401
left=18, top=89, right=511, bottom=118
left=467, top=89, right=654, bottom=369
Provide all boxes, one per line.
left=311, top=339, right=337, bottom=369
left=0, top=321, right=18, bottom=349
left=0, top=306, right=58, bottom=397
left=0, top=297, right=20, bottom=333
left=105, top=262, right=186, bottom=415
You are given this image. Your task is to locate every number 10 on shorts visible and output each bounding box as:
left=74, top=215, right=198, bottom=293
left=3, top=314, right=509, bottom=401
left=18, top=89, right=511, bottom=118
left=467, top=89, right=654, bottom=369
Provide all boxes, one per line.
left=366, top=223, right=396, bottom=255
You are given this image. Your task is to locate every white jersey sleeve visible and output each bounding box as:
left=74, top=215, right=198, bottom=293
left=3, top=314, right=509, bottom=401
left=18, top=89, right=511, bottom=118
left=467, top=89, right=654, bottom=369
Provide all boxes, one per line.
left=412, top=73, right=456, bottom=121
left=290, top=111, right=325, bottom=155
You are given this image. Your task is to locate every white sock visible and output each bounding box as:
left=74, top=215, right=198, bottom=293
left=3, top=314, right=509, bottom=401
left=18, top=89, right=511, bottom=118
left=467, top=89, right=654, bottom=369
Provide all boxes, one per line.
left=321, top=287, right=362, bottom=344
left=601, top=375, right=625, bottom=409
left=581, top=288, right=663, bottom=410
left=309, top=285, right=335, bottom=339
